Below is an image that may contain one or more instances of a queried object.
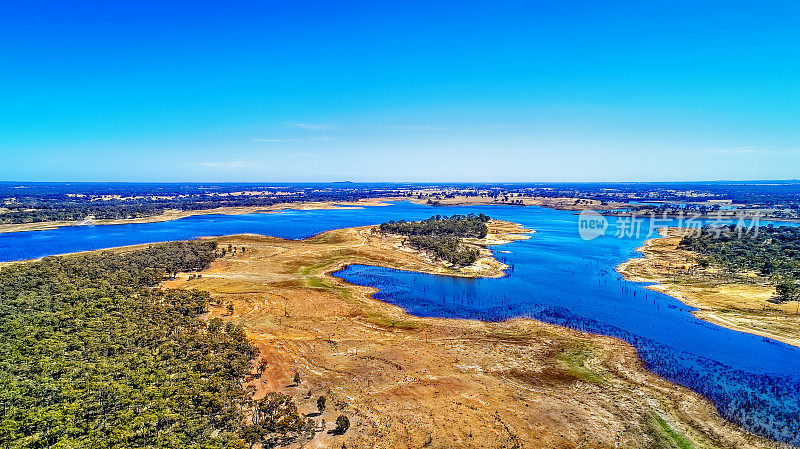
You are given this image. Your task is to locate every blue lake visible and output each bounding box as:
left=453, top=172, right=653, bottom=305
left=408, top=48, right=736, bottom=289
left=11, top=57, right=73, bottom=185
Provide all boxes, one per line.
left=2, top=201, right=799, bottom=444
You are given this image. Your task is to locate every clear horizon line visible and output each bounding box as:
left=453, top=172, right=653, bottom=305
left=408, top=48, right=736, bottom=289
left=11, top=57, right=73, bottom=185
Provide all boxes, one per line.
left=1, top=179, right=799, bottom=184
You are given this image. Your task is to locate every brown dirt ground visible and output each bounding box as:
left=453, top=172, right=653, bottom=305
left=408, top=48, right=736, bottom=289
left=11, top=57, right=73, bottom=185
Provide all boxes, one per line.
left=160, top=222, right=785, bottom=449
left=617, top=228, right=800, bottom=348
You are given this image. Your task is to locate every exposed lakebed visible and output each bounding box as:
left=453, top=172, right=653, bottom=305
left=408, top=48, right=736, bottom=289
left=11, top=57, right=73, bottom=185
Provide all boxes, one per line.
left=2, top=201, right=800, bottom=445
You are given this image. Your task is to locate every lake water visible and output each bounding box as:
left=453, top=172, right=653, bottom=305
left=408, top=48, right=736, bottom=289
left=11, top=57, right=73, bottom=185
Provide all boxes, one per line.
left=2, top=201, right=799, bottom=445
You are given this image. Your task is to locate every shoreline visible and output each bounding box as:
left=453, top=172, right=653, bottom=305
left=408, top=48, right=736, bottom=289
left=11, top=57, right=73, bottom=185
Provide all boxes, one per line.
left=320, top=220, right=535, bottom=280
left=403, top=194, right=623, bottom=211
left=617, top=228, right=800, bottom=349
left=0, top=219, right=533, bottom=274
left=159, top=223, right=777, bottom=448
left=0, top=195, right=620, bottom=235
left=4, top=194, right=800, bottom=235
left=604, top=210, right=800, bottom=224
left=7, top=210, right=800, bottom=351
left=2, top=221, right=784, bottom=447
left=0, top=198, right=395, bottom=234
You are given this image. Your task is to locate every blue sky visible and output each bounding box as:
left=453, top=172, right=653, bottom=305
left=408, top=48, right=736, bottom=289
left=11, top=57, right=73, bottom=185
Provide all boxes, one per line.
left=1, top=1, right=799, bottom=182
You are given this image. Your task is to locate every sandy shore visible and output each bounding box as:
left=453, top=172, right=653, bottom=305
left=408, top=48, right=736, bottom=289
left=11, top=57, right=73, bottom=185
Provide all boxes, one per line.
left=618, top=228, right=800, bottom=348
left=156, top=221, right=780, bottom=448
left=0, top=194, right=628, bottom=235
left=0, top=198, right=393, bottom=234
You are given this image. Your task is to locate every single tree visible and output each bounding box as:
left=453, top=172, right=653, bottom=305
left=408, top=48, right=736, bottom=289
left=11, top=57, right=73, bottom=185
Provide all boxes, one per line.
left=776, top=280, right=800, bottom=313
left=293, top=371, right=301, bottom=385
left=776, top=280, right=799, bottom=302
left=334, top=415, right=350, bottom=434
left=241, top=425, right=261, bottom=449
left=208, top=317, right=224, bottom=333
left=317, top=395, right=326, bottom=413
left=253, top=393, right=304, bottom=433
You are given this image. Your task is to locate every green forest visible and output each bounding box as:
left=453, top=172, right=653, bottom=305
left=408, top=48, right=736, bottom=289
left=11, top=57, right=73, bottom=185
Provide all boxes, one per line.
left=679, top=225, right=800, bottom=301
left=378, top=214, right=490, bottom=266
left=0, top=241, right=304, bottom=448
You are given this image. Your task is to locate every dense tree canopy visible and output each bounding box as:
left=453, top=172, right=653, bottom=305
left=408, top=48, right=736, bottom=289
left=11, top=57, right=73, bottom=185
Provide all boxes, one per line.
left=679, top=225, right=800, bottom=280
left=679, top=225, right=800, bottom=300
left=0, top=241, right=259, bottom=448
left=379, top=213, right=489, bottom=238
left=378, top=214, right=490, bottom=266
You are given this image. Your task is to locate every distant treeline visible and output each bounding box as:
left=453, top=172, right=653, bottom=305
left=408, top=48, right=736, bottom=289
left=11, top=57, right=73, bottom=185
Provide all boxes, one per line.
left=0, top=205, right=167, bottom=223
left=679, top=225, right=800, bottom=300
left=4, top=181, right=800, bottom=225
left=0, top=240, right=307, bottom=447
left=0, top=183, right=416, bottom=224
left=378, top=214, right=490, bottom=266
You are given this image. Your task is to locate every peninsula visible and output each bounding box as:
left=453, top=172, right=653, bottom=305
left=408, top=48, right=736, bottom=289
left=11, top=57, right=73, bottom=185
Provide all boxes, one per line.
left=156, top=219, right=774, bottom=448
left=618, top=227, right=800, bottom=348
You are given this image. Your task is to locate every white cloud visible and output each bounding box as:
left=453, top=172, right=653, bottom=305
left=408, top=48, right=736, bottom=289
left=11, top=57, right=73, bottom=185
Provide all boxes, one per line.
left=285, top=122, right=336, bottom=131
left=377, top=124, right=449, bottom=131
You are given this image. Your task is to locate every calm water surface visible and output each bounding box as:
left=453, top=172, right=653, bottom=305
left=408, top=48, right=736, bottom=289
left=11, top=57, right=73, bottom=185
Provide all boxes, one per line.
left=2, top=202, right=799, bottom=444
